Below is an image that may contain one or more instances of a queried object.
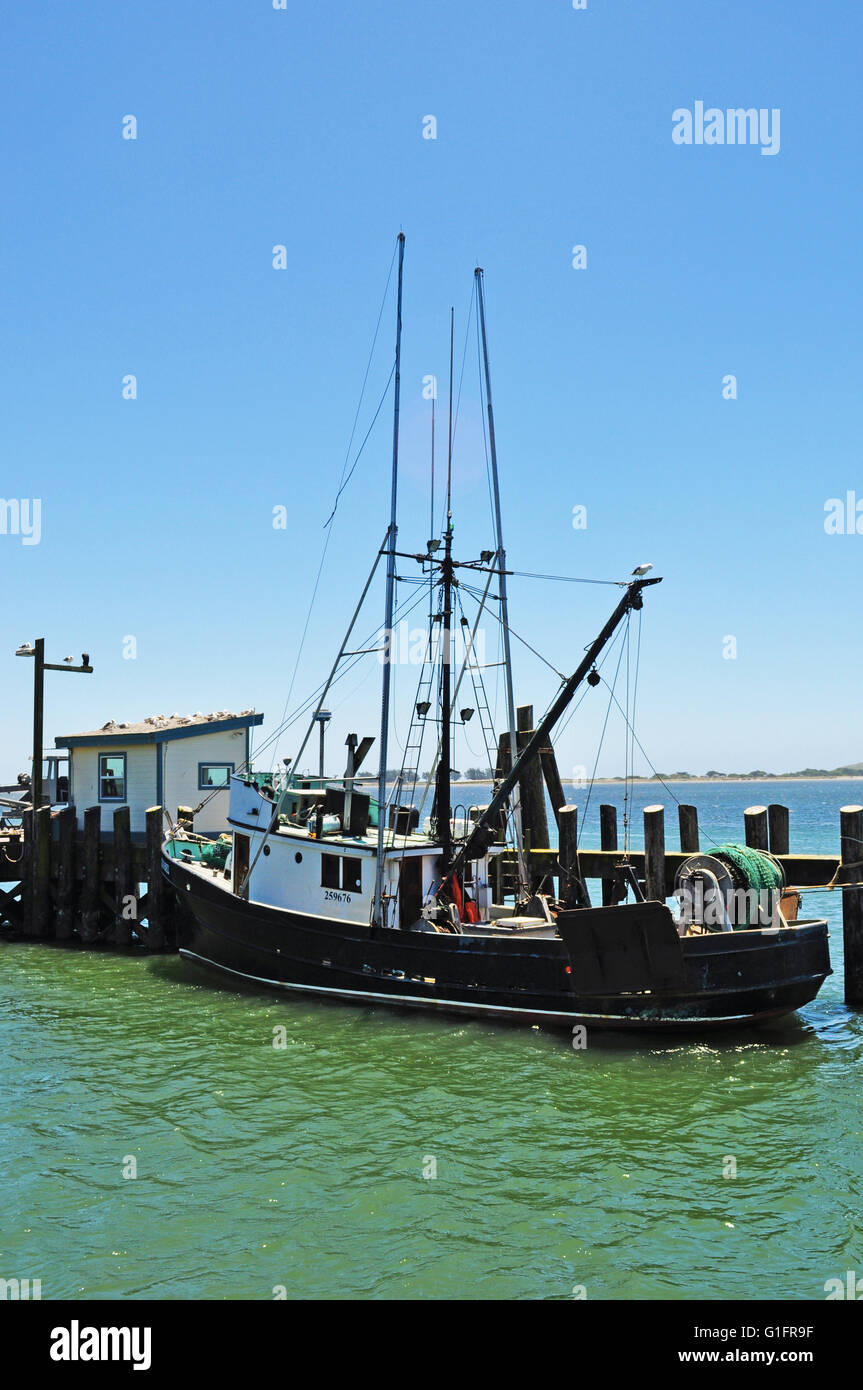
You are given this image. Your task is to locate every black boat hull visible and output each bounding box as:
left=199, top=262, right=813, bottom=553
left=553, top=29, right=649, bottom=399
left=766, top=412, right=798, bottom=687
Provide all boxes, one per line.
left=164, top=856, right=831, bottom=1031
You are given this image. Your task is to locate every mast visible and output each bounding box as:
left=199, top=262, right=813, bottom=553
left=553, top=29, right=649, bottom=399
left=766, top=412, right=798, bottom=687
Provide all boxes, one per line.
left=435, top=308, right=455, bottom=875
left=475, top=267, right=526, bottom=887
left=453, top=575, right=662, bottom=876
left=372, top=231, right=405, bottom=928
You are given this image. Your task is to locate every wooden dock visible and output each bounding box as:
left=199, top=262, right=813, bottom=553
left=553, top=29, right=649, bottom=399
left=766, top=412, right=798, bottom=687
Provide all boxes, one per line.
left=0, top=805, right=176, bottom=949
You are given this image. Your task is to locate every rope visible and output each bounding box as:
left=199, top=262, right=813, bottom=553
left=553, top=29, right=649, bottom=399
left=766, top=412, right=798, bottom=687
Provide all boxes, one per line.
left=789, top=876, right=863, bottom=893
left=821, top=858, right=863, bottom=890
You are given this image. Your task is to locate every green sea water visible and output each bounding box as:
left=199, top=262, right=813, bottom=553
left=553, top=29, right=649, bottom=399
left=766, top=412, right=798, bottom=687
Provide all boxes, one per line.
left=1, top=780, right=861, bottom=1300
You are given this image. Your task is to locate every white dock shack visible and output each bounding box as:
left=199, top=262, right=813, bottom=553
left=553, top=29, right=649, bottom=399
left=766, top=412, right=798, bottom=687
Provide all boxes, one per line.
left=54, top=710, right=264, bottom=836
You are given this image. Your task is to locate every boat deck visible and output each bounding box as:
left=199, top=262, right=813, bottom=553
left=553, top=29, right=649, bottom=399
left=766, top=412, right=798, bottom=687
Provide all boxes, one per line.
left=166, top=851, right=559, bottom=935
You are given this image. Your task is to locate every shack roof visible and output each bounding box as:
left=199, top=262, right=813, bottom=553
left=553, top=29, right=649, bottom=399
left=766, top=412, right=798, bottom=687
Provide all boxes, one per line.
left=55, top=711, right=264, bottom=748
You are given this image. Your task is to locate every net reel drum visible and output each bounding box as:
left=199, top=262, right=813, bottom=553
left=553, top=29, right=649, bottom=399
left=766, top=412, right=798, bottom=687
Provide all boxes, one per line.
left=674, top=845, right=787, bottom=933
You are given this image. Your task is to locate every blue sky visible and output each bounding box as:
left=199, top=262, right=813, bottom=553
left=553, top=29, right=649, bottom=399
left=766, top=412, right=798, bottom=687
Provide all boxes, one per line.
left=2, top=0, right=861, bottom=784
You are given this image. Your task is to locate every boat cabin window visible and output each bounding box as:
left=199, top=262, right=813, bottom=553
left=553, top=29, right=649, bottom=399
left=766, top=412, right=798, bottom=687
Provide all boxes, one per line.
left=321, top=855, right=340, bottom=889
left=199, top=762, right=234, bottom=789
left=321, top=854, right=362, bottom=894
left=98, top=753, right=126, bottom=802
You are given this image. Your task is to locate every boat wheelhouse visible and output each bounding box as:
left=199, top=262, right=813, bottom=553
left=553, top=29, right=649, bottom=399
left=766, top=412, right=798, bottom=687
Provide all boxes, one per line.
left=217, top=770, right=501, bottom=931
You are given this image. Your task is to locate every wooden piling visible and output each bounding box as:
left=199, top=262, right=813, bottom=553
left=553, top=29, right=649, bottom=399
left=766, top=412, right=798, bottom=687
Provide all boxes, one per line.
left=80, top=806, right=102, bottom=943
left=18, top=816, right=33, bottom=937
left=768, top=803, right=790, bottom=856
left=599, top=803, right=618, bottom=907
left=491, top=731, right=513, bottom=901
left=145, top=807, right=170, bottom=949
left=559, top=805, right=590, bottom=908
left=111, top=805, right=134, bottom=946
left=54, top=805, right=77, bottom=939
left=30, top=806, right=52, bottom=937
left=840, top=805, right=863, bottom=1006
left=516, top=705, right=550, bottom=852
left=678, top=804, right=699, bottom=854
left=539, top=745, right=566, bottom=833
left=644, top=805, right=666, bottom=902
left=744, top=806, right=769, bottom=852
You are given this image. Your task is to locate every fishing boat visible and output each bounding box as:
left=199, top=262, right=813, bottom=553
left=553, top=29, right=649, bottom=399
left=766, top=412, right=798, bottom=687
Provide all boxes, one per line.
left=162, top=237, right=830, bottom=1031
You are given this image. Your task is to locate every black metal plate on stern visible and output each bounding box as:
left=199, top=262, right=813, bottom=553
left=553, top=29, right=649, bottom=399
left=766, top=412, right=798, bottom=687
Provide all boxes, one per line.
left=556, top=901, right=687, bottom=995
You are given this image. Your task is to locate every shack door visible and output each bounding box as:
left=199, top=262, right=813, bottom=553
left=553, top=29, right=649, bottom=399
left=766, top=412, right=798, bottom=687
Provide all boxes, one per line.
left=399, top=856, right=423, bottom=929
left=233, top=834, right=250, bottom=894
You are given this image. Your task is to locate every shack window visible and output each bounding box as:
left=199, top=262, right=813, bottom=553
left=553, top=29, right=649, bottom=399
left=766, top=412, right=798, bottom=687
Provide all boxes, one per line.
left=199, top=762, right=234, bottom=789
left=342, top=858, right=362, bottom=894
left=321, top=854, right=340, bottom=889
left=98, top=753, right=126, bottom=802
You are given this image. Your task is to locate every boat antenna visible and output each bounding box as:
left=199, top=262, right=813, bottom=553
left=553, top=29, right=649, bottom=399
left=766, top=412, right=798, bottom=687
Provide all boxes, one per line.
left=475, top=266, right=526, bottom=886
left=372, top=231, right=405, bottom=928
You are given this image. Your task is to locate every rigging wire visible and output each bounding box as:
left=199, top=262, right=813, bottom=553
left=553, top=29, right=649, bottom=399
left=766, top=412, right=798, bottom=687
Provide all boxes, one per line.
left=576, top=629, right=629, bottom=854
left=436, top=281, right=477, bottom=537
left=323, top=360, right=397, bottom=529
left=271, top=244, right=399, bottom=765
left=509, top=571, right=625, bottom=587
left=193, top=579, right=435, bottom=815
left=256, top=580, right=432, bottom=771
left=554, top=618, right=628, bottom=742
left=475, top=288, right=497, bottom=539
left=629, top=607, right=643, bottom=820
left=455, top=587, right=498, bottom=773
left=473, top=290, right=506, bottom=740
left=599, top=681, right=729, bottom=853
left=457, top=580, right=567, bottom=681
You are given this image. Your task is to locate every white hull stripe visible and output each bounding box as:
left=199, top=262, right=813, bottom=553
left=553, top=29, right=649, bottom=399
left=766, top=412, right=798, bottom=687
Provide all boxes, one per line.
left=178, top=949, right=769, bottom=1027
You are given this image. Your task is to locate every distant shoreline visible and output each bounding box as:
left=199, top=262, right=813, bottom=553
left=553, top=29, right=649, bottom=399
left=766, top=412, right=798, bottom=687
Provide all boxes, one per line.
left=431, top=775, right=863, bottom=788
